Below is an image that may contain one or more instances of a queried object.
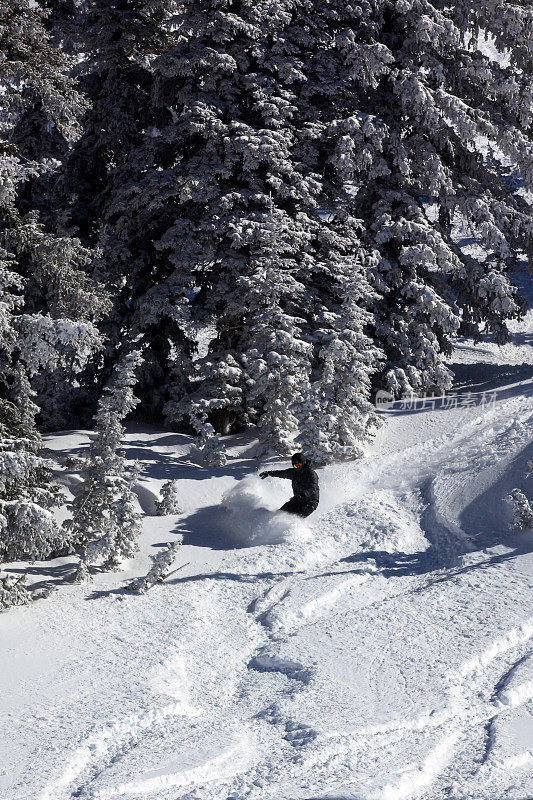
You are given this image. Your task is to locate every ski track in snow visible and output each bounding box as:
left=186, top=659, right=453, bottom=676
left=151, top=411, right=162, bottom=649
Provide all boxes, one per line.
left=38, top=659, right=202, bottom=800
left=241, top=608, right=533, bottom=798
left=254, top=572, right=372, bottom=637
left=95, top=734, right=251, bottom=799
left=236, top=617, right=533, bottom=800
left=10, top=378, right=533, bottom=800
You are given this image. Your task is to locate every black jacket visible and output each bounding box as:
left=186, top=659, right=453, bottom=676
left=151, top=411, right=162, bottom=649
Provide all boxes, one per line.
left=265, top=462, right=319, bottom=507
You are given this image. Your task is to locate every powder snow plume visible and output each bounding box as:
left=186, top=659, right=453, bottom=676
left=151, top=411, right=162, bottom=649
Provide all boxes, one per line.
left=220, top=477, right=312, bottom=547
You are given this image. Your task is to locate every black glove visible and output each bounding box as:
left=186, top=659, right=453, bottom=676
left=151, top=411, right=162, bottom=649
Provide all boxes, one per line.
left=260, top=471, right=271, bottom=479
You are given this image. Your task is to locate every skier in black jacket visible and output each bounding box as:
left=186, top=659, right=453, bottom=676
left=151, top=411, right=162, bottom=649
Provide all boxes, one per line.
left=260, top=452, right=319, bottom=518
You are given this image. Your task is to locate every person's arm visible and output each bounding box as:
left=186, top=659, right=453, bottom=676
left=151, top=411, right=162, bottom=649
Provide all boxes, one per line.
left=260, top=469, right=294, bottom=479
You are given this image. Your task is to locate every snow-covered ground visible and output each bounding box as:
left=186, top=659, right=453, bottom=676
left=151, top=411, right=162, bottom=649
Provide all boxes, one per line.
left=1, top=278, right=532, bottom=800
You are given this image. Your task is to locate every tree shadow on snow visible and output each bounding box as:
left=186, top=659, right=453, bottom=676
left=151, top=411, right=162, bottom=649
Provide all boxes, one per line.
left=378, top=367, right=532, bottom=419
left=53, top=443, right=259, bottom=484
left=6, top=561, right=77, bottom=592
left=172, top=505, right=241, bottom=549
left=458, top=438, right=533, bottom=551
left=86, top=568, right=299, bottom=600
left=86, top=585, right=133, bottom=600
left=167, top=569, right=299, bottom=588
left=338, top=532, right=533, bottom=588
left=340, top=549, right=432, bottom=578
left=448, top=361, right=533, bottom=396
left=44, top=427, right=262, bottom=485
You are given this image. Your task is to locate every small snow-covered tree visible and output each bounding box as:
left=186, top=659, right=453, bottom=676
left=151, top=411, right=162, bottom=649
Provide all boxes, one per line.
left=65, top=349, right=144, bottom=559
left=72, top=556, right=90, bottom=584
left=79, top=461, right=144, bottom=572
left=0, top=400, right=63, bottom=564
left=0, top=376, right=65, bottom=564
left=0, top=572, right=31, bottom=611
left=507, top=489, right=533, bottom=532
left=155, top=479, right=182, bottom=515
left=166, top=352, right=242, bottom=465
left=126, top=539, right=182, bottom=593
left=0, top=497, right=66, bottom=563
left=104, top=463, right=142, bottom=570
left=192, top=423, right=227, bottom=468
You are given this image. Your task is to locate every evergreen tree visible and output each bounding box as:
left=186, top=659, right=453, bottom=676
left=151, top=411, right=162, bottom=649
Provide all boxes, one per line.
left=0, top=1, right=101, bottom=560
left=40, top=0, right=533, bottom=459
left=66, top=349, right=143, bottom=565
left=154, top=0, right=385, bottom=457
left=323, top=1, right=531, bottom=396
left=507, top=488, right=533, bottom=532
left=155, top=479, right=183, bottom=515
left=298, top=250, right=384, bottom=463
left=127, top=539, right=182, bottom=593
left=0, top=572, right=31, bottom=611
left=10, top=216, right=109, bottom=429
left=0, top=338, right=65, bottom=562
left=0, top=0, right=105, bottom=415
left=166, top=352, right=242, bottom=465
left=48, top=0, right=191, bottom=418
left=101, top=462, right=142, bottom=571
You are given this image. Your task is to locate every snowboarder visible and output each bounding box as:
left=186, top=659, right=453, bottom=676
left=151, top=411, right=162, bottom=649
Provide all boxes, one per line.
left=260, top=453, right=319, bottom=518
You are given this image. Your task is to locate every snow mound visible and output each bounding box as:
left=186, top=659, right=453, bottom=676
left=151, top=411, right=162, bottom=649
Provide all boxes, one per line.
left=220, top=478, right=312, bottom=547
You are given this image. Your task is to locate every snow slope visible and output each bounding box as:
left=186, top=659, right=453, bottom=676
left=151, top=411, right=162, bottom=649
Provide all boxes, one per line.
left=1, top=291, right=532, bottom=800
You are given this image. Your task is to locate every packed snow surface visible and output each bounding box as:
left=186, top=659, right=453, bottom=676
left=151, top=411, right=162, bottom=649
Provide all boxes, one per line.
left=1, top=291, right=532, bottom=800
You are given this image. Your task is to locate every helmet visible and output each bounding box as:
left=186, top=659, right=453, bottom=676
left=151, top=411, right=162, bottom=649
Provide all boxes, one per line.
left=291, top=452, right=306, bottom=467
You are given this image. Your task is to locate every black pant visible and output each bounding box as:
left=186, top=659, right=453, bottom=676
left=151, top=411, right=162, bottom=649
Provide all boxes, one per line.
left=280, top=497, right=317, bottom=518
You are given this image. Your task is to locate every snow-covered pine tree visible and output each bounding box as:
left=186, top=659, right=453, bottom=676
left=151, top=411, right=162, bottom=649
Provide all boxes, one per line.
left=0, top=572, right=31, bottom=611
left=126, top=539, right=183, bottom=593
left=298, top=249, right=384, bottom=463
left=507, top=489, right=533, bottom=532
left=47, top=0, right=194, bottom=419
left=0, top=369, right=66, bottom=564
left=0, top=260, right=64, bottom=562
left=66, top=349, right=143, bottom=571
left=156, top=0, right=385, bottom=457
left=101, top=462, right=142, bottom=571
left=324, top=1, right=531, bottom=397
left=237, top=209, right=313, bottom=456
left=0, top=1, right=105, bottom=426
left=10, top=217, right=109, bottom=429
left=0, top=2, right=102, bottom=562
left=155, top=479, right=182, bottom=515
left=37, top=0, right=531, bottom=459
left=166, top=351, right=243, bottom=466
left=49, top=0, right=174, bottom=243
